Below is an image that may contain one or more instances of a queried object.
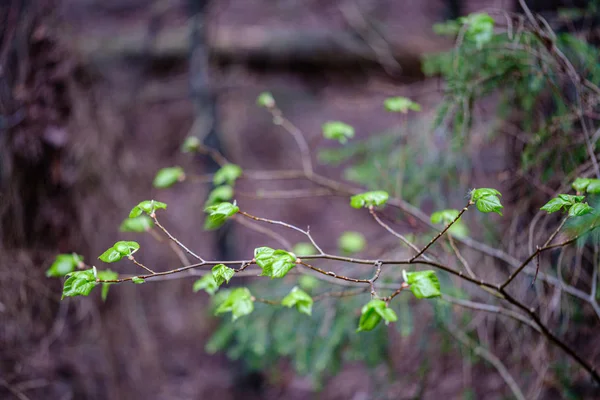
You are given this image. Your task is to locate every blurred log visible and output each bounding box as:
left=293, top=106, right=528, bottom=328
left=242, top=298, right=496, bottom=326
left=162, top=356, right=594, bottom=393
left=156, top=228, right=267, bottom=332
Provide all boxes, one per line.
left=76, top=25, right=447, bottom=76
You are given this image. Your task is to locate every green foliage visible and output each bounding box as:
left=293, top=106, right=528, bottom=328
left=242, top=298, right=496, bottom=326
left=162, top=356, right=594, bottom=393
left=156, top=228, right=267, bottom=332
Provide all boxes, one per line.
left=470, top=188, right=503, bottom=216
left=119, top=215, right=154, bottom=232
left=205, top=185, right=234, bottom=207
left=572, top=177, right=600, bottom=194
left=215, top=287, right=255, bottom=321
left=257, top=92, right=275, bottom=108
left=430, top=209, right=460, bottom=224
left=541, top=194, right=592, bottom=217
left=350, top=191, right=389, bottom=208
left=384, top=97, right=421, bottom=113
left=292, top=242, right=317, bottom=256
left=62, top=269, right=97, bottom=299
left=181, top=136, right=200, bottom=153
left=212, top=264, right=235, bottom=286
left=129, top=200, right=167, bottom=218
left=204, top=202, right=239, bottom=230
left=338, top=231, right=366, bottom=254
left=322, top=121, right=355, bottom=144
left=153, top=166, right=185, bottom=189
left=193, top=274, right=219, bottom=295
left=214, top=164, right=242, bottom=186
left=97, top=269, right=118, bottom=301
left=98, top=241, right=140, bottom=263
left=357, top=299, right=398, bottom=332
left=405, top=270, right=441, bottom=299
left=254, top=247, right=297, bottom=278
left=132, top=276, right=145, bottom=284
left=281, top=286, right=313, bottom=316
left=46, top=253, right=83, bottom=277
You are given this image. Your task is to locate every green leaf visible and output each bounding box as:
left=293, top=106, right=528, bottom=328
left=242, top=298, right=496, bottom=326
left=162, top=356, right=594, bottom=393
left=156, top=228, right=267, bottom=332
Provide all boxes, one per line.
left=281, top=286, right=313, bottom=316
left=113, top=241, right=140, bottom=256
left=212, top=264, right=235, bottom=286
left=405, top=270, right=441, bottom=299
left=470, top=188, right=501, bottom=202
left=214, top=164, right=243, bottom=186
left=475, top=194, right=503, bottom=215
left=384, top=97, right=421, bottom=113
left=558, top=194, right=585, bottom=203
left=460, top=12, right=495, bottom=49
left=62, top=269, right=97, bottom=299
left=193, top=274, right=219, bottom=296
left=430, top=209, right=460, bottom=225
left=215, top=287, right=254, bottom=321
left=569, top=202, right=594, bottom=217
left=540, top=197, right=570, bottom=213
left=204, top=201, right=239, bottom=230
left=292, top=242, right=317, bottom=256
left=46, top=253, right=83, bottom=277
left=298, top=275, right=320, bottom=291
left=205, top=185, right=234, bottom=207
left=254, top=247, right=296, bottom=278
left=98, top=248, right=123, bottom=263
left=153, top=167, right=185, bottom=189
left=448, top=221, right=469, bottom=238
left=586, top=180, right=600, bottom=194
left=181, top=136, right=200, bottom=153
left=96, top=269, right=118, bottom=301
left=322, top=121, right=355, bottom=144
left=541, top=194, right=587, bottom=214
left=357, top=299, right=397, bottom=332
left=257, top=92, right=275, bottom=108
left=350, top=191, right=389, bottom=208
left=338, top=231, right=366, bottom=254
left=129, top=200, right=167, bottom=218
left=119, top=215, right=154, bottom=232
left=132, top=276, right=145, bottom=284
left=572, top=177, right=591, bottom=192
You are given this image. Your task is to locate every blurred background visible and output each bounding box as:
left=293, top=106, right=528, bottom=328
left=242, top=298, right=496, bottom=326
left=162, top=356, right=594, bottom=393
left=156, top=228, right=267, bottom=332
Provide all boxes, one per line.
left=1, top=0, right=600, bottom=399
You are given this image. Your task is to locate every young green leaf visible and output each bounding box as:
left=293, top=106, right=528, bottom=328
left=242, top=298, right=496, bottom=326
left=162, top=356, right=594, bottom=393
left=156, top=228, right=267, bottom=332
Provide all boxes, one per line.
left=98, top=247, right=123, bottom=263
left=96, top=269, right=118, bottom=301
left=430, top=209, right=460, bottom=225
left=205, top=185, right=234, bottom=207
left=281, top=286, right=313, bottom=316
left=119, top=215, right=154, bottom=232
left=46, top=253, right=83, bottom=277
left=292, top=242, right=317, bottom=256
left=350, top=191, right=389, bottom=209
left=322, top=121, right=355, bottom=144
left=338, top=231, right=366, bottom=254
left=153, top=166, right=185, bottom=189
left=193, top=274, right=219, bottom=296
left=357, top=299, right=398, bottom=332
left=181, top=136, right=200, bottom=153
left=212, top=264, right=235, bottom=286
left=540, top=197, right=570, bottom=213
left=384, top=97, right=421, bottom=113
left=254, top=247, right=296, bottom=278
left=215, top=287, right=254, bottom=321
left=214, top=164, right=243, bottom=186
left=572, top=177, right=591, bottom=193
left=569, top=202, right=594, bottom=217
left=256, top=92, right=275, bottom=108
left=470, top=188, right=503, bottom=216
left=586, top=180, right=600, bottom=194
left=129, top=200, right=167, bottom=218
left=132, top=276, right=145, bottom=284
left=204, top=201, right=239, bottom=230
left=405, top=270, right=441, bottom=299
left=62, top=269, right=97, bottom=299
left=113, top=241, right=140, bottom=256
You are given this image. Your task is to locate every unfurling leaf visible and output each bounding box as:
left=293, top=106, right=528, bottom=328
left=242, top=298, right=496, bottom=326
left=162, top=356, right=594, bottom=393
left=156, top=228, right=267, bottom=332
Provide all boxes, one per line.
left=129, top=200, right=167, bottom=218
left=569, top=202, right=594, bottom=217
left=338, top=231, right=366, bottom=254
left=322, top=121, right=355, bottom=144
left=357, top=299, right=398, bottom=332
left=212, top=264, right=235, bottom=286
left=281, top=286, right=313, bottom=316
left=215, top=287, right=254, bottom=321
left=470, top=188, right=503, bottom=216
left=254, top=247, right=296, bottom=278
left=405, top=270, right=441, bottom=299
left=214, top=164, right=243, bottom=186
left=541, top=194, right=589, bottom=217
left=132, top=276, right=145, bottom=284
left=120, top=215, right=154, bottom=232
left=257, top=92, right=275, bottom=108
left=384, top=97, right=421, bottom=113
left=153, top=166, right=185, bottom=189
left=47, top=253, right=83, bottom=277
left=204, top=202, right=239, bottom=230
left=193, top=274, right=219, bottom=296
left=181, top=136, right=200, bottom=153
left=62, top=269, right=97, bottom=299
left=350, top=191, right=389, bottom=209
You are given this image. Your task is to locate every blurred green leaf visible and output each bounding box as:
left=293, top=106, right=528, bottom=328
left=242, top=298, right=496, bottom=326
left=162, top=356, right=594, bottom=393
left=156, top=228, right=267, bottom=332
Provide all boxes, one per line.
left=338, top=231, right=366, bottom=254
left=384, top=97, right=421, bottom=113
left=96, top=269, right=118, bottom=301
left=215, top=287, right=254, bottom=321
left=281, top=286, right=313, bottom=316
left=358, top=299, right=397, bottom=332
left=212, top=264, right=235, bottom=286
left=205, top=186, right=234, bottom=207
left=204, top=202, right=239, bottom=230
left=46, top=253, right=83, bottom=277
left=132, top=276, right=145, bottom=284
left=322, top=121, right=355, bottom=144
left=129, top=200, right=167, bottom=218
left=214, top=164, right=242, bottom=186
left=292, top=242, right=317, bottom=256
left=350, top=191, right=389, bottom=208
left=257, top=92, right=275, bottom=108
left=430, top=209, right=460, bottom=224
left=569, top=202, right=594, bottom=217
left=120, top=215, right=154, bottom=232
left=181, top=136, right=200, bottom=153
left=193, top=274, right=219, bottom=295
left=153, top=166, right=185, bottom=189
